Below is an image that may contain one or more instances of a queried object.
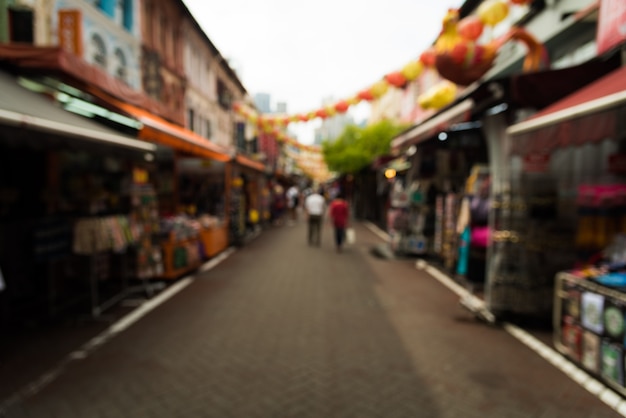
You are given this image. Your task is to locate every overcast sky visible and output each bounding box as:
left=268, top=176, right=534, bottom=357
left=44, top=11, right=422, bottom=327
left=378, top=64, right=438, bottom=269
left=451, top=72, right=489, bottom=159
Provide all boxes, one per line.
left=181, top=0, right=464, bottom=143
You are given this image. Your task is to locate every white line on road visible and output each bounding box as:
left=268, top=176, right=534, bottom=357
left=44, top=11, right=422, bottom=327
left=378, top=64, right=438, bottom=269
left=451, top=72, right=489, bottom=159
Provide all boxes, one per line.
left=362, top=222, right=626, bottom=416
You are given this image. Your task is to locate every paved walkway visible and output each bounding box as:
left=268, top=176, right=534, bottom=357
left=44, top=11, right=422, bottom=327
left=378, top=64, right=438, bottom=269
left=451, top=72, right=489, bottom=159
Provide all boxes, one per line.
left=0, top=217, right=622, bottom=417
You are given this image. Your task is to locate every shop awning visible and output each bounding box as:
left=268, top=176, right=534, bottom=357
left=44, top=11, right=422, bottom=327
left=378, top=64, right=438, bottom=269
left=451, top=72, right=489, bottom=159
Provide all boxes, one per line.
left=391, top=99, right=474, bottom=151
left=507, top=65, right=626, bottom=154
left=108, top=101, right=232, bottom=162
left=0, top=71, right=156, bottom=152
left=235, top=154, right=266, bottom=172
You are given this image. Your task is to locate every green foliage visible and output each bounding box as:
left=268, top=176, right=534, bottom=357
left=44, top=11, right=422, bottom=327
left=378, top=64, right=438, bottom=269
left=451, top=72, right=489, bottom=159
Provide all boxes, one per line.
left=322, top=120, right=407, bottom=174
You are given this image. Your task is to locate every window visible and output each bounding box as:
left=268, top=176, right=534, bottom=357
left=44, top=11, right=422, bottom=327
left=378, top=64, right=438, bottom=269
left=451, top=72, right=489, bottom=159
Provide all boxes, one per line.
left=205, top=119, right=212, bottom=139
left=91, top=34, right=107, bottom=69
left=114, top=48, right=127, bottom=82
left=217, top=79, right=232, bottom=110
left=188, top=108, right=195, bottom=132
left=8, top=7, right=33, bottom=43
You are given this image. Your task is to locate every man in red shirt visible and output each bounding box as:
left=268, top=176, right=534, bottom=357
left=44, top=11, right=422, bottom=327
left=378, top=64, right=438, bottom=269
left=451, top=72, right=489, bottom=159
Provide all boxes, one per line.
left=328, top=192, right=349, bottom=252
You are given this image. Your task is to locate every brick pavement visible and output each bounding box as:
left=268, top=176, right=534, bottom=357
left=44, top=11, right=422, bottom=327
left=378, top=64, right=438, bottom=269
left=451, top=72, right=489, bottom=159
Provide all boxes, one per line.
left=0, top=218, right=622, bottom=417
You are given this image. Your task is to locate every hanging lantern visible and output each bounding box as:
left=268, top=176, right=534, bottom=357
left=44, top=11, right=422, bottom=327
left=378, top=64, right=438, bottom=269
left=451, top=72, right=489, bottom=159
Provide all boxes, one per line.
left=370, top=80, right=389, bottom=99
left=458, top=16, right=484, bottom=40
left=315, top=109, right=328, bottom=119
left=401, top=60, right=424, bottom=81
left=478, top=0, right=509, bottom=26
left=509, top=0, right=531, bottom=4
left=324, top=105, right=337, bottom=117
left=297, top=113, right=308, bottom=122
left=385, top=71, right=407, bottom=88
left=357, top=89, right=375, bottom=102
left=418, top=81, right=457, bottom=110
left=420, top=48, right=437, bottom=67
left=334, top=100, right=349, bottom=113
left=347, top=96, right=361, bottom=106
left=232, top=102, right=242, bottom=112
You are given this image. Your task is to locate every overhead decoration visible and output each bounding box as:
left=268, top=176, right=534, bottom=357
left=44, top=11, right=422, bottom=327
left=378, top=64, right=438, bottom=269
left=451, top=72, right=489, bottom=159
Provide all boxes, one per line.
left=418, top=81, right=458, bottom=110
left=232, top=0, right=546, bottom=147
left=431, top=5, right=547, bottom=87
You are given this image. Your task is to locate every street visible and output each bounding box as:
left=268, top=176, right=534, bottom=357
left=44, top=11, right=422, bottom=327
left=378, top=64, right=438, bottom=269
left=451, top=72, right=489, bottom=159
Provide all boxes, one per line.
left=0, top=217, right=622, bottom=418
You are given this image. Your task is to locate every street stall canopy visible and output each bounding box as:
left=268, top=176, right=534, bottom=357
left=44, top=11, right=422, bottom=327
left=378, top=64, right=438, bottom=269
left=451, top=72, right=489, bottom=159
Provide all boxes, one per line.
left=100, top=97, right=233, bottom=163
left=507, top=64, right=626, bottom=155
left=0, top=70, right=156, bottom=152
left=391, top=99, right=474, bottom=151
left=235, top=154, right=266, bottom=172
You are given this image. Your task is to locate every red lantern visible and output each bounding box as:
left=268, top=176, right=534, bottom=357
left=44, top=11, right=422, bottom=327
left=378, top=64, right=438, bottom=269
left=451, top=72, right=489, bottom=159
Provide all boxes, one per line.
left=297, top=113, right=309, bottom=122
left=315, top=109, right=328, bottom=119
left=232, top=102, right=242, bottom=112
left=458, top=16, right=484, bottom=40
left=357, top=89, right=374, bottom=102
left=385, top=71, right=407, bottom=88
left=420, top=48, right=437, bottom=67
left=334, top=100, right=349, bottom=113
left=510, top=0, right=531, bottom=4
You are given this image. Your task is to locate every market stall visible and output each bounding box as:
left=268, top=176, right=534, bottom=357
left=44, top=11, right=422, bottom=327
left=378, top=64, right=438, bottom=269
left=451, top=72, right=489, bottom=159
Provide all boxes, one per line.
left=159, top=155, right=230, bottom=275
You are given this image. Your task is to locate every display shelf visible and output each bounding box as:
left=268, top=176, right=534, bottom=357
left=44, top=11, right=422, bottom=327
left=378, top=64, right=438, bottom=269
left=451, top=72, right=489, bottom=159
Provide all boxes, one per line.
left=554, top=271, right=626, bottom=397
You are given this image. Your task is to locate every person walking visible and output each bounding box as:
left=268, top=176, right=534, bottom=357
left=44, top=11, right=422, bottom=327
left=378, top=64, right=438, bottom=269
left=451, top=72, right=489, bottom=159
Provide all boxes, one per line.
left=304, top=187, right=325, bottom=246
left=329, top=192, right=349, bottom=252
left=286, top=185, right=299, bottom=225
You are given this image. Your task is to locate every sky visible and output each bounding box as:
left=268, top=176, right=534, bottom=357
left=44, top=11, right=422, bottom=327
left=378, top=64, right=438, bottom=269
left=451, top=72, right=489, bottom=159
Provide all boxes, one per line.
left=182, top=0, right=464, bottom=144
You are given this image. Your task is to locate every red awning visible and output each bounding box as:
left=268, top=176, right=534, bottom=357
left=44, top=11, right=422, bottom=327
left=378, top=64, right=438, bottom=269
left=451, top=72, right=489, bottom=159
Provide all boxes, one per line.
left=507, top=65, right=626, bottom=155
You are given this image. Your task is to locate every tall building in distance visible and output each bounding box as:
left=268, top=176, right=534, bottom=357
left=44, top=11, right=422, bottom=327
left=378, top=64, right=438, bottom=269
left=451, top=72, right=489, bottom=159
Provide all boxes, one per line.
left=253, top=93, right=271, bottom=114
left=313, top=96, right=355, bottom=145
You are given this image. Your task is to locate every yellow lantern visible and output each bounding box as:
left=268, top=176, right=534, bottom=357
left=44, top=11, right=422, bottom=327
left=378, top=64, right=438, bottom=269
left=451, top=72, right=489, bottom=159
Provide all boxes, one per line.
left=418, top=81, right=457, bottom=110
left=401, top=60, right=424, bottom=81
left=370, top=79, right=389, bottom=99
left=478, top=0, right=509, bottom=27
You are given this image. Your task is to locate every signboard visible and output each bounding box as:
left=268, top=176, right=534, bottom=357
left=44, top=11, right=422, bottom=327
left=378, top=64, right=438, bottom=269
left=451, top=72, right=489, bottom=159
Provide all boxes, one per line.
left=58, top=10, right=83, bottom=57
left=597, top=0, right=626, bottom=55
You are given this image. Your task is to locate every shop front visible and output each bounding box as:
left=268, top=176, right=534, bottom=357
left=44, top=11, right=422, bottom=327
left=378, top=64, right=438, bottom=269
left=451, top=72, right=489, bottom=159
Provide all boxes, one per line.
left=390, top=99, right=489, bottom=273
left=230, top=154, right=267, bottom=245
left=112, top=103, right=233, bottom=279
left=504, top=64, right=626, bottom=393
left=0, top=70, right=161, bottom=325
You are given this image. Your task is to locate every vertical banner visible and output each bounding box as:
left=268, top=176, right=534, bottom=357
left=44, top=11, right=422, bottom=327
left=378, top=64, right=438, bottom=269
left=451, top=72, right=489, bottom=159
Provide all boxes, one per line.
left=597, top=0, right=626, bottom=55
left=58, top=9, right=83, bottom=57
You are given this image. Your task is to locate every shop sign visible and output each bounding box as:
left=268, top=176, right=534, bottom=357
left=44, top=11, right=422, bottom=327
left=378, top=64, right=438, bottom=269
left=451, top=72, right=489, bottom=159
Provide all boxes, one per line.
left=523, top=152, right=550, bottom=173
left=597, top=0, right=626, bottom=55
left=58, top=9, right=83, bottom=57
left=608, top=153, right=626, bottom=174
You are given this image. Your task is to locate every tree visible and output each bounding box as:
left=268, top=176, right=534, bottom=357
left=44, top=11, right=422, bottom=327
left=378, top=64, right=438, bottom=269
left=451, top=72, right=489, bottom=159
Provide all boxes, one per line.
left=322, top=120, right=408, bottom=175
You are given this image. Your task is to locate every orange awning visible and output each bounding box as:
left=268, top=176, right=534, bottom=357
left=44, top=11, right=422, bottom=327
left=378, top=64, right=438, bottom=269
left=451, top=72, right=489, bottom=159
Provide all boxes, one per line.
left=235, top=154, right=266, bottom=172
left=116, top=103, right=232, bottom=162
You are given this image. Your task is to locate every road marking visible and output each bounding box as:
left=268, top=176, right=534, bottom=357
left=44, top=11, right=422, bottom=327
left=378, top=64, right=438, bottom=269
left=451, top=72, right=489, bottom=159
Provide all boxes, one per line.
left=424, top=261, right=626, bottom=416
left=0, top=247, right=236, bottom=413
left=362, top=222, right=626, bottom=415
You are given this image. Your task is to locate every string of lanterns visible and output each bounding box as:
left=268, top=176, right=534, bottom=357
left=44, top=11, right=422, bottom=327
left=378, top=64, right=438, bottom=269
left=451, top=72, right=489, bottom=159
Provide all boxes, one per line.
left=234, top=0, right=538, bottom=151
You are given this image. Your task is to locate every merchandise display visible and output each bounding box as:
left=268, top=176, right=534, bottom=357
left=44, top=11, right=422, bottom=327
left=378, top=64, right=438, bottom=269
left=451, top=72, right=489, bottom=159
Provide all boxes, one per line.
left=554, top=234, right=626, bottom=395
